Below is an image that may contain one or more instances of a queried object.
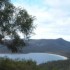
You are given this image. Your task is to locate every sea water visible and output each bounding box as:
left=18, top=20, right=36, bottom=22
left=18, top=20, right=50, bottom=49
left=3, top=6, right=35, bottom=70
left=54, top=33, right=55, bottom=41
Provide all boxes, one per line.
left=0, top=53, right=67, bottom=65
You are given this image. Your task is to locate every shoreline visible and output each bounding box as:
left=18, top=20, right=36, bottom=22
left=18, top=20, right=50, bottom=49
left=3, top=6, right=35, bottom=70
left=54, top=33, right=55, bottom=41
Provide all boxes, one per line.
left=0, top=52, right=68, bottom=59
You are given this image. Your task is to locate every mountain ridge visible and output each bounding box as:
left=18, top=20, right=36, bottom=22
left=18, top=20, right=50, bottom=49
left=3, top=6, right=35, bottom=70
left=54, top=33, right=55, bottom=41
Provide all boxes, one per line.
left=22, top=38, right=70, bottom=58
left=0, top=38, right=70, bottom=58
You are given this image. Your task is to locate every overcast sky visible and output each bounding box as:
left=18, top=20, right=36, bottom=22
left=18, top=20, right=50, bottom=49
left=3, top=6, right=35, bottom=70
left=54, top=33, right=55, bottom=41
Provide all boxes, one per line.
left=11, top=0, right=70, bottom=41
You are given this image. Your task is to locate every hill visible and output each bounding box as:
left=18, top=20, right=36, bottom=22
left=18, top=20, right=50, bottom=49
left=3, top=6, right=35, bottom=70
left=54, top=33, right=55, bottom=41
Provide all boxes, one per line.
left=0, top=38, right=70, bottom=57
left=22, top=38, right=70, bottom=58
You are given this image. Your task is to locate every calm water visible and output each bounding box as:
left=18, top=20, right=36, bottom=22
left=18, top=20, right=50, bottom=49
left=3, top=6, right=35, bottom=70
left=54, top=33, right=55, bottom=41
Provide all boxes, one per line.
left=0, top=53, right=67, bottom=64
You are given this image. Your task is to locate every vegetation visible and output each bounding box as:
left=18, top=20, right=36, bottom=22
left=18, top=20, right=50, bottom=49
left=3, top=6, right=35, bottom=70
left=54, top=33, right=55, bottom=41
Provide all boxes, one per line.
left=0, top=0, right=35, bottom=52
left=39, top=59, right=70, bottom=70
left=0, top=58, right=38, bottom=70
left=0, top=57, right=70, bottom=70
left=0, top=0, right=69, bottom=70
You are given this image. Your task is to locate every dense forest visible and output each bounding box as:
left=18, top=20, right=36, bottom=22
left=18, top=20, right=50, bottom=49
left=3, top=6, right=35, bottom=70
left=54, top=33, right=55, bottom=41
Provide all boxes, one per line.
left=0, top=57, right=70, bottom=70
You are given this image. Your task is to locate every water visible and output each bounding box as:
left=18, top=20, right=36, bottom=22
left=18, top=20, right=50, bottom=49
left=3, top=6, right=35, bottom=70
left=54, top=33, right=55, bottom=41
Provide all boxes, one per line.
left=0, top=53, right=67, bottom=65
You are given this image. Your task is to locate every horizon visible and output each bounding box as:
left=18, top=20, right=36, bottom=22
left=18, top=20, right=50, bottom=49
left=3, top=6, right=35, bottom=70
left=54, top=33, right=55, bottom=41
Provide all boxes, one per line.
left=11, top=0, right=70, bottom=41
left=28, top=38, right=70, bottom=42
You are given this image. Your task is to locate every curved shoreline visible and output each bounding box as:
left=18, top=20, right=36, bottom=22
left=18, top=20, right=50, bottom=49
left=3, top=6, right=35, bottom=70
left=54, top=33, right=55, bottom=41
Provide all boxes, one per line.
left=0, top=53, right=67, bottom=65
left=46, top=53, right=67, bottom=59
left=0, top=52, right=67, bottom=59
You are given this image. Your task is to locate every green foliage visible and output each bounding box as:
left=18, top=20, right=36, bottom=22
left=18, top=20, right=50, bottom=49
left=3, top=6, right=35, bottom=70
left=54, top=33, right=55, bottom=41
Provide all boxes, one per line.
left=7, top=36, right=26, bottom=52
left=0, top=58, right=38, bottom=70
left=0, top=0, right=15, bottom=36
left=0, top=58, right=70, bottom=70
left=0, top=0, right=35, bottom=52
left=39, top=59, right=70, bottom=70
left=15, top=9, right=35, bottom=39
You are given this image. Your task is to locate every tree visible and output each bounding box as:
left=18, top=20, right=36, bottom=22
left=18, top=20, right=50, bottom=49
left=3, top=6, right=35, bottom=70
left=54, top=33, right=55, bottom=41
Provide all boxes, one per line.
left=0, top=0, right=15, bottom=39
left=15, top=9, right=35, bottom=40
left=0, top=0, right=35, bottom=52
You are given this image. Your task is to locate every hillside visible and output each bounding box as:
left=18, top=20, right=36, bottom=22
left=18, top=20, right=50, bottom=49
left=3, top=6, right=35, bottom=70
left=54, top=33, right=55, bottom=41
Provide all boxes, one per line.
left=22, top=38, right=70, bottom=58
left=0, top=38, right=70, bottom=57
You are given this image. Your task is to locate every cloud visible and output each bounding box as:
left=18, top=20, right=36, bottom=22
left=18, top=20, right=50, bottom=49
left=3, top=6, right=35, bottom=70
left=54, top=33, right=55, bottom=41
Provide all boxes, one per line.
left=12, top=0, right=70, bottom=41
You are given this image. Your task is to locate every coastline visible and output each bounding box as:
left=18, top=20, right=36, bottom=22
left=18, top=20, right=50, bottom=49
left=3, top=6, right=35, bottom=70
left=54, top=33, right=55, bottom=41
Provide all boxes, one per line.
left=0, top=52, right=67, bottom=59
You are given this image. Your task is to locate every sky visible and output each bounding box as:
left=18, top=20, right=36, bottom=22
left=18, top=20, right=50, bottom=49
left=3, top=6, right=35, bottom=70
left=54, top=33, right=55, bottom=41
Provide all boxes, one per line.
left=11, top=0, right=70, bottom=41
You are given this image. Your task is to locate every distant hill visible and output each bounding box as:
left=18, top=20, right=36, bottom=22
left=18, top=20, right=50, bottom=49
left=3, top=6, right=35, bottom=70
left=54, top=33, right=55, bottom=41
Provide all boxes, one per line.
left=22, top=38, right=70, bottom=58
left=0, top=38, right=70, bottom=57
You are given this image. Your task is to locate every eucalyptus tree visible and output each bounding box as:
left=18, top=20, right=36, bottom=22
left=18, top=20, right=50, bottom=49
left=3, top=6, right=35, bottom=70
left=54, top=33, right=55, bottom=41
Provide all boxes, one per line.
left=0, top=0, right=35, bottom=52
